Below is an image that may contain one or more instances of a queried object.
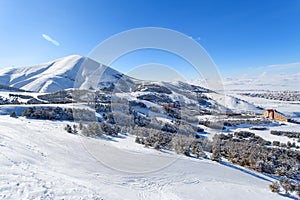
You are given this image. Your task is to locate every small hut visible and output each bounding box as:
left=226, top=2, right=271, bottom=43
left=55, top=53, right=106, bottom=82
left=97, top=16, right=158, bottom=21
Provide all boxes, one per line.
left=263, top=109, right=290, bottom=122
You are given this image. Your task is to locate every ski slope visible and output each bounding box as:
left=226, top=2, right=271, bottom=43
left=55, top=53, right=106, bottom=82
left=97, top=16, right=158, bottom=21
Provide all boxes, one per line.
left=0, top=115, right=290, bottom=200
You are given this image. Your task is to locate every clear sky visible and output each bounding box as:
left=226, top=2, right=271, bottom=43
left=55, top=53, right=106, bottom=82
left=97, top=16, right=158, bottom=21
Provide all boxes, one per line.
left=0, top=0, right=300, bottom=79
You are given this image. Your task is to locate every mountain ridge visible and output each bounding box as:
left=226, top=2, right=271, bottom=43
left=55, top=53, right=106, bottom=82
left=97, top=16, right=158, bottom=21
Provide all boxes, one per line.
left=0, top=55, right=127, bottom=93
left=0, top=55, right=262, bottom=114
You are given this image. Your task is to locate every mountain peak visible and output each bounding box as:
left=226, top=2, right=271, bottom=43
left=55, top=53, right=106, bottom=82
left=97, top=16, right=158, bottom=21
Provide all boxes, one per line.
left=53, top=54, right=84, bottom=62
left=0, top=55, right=124, bottom=93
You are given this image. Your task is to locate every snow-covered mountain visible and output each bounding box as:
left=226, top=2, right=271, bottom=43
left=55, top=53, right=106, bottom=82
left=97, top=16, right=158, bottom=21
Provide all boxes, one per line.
left=0, top=55, right=262, bottom=113
left=1, top=56, right=300, bottom=199
left=0, top=55, right=130, bottom=93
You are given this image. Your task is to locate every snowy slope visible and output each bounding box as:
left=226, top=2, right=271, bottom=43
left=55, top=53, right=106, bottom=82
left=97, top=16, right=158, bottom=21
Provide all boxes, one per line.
left=0, top=55, right=128, bottom=93
left=207, top=93, right=263, bottom=113
left=0, top=55, right=262, bottom=116
left=0, top=115, right=290, bottom=200
left=229, top=91, right=300, bottom=120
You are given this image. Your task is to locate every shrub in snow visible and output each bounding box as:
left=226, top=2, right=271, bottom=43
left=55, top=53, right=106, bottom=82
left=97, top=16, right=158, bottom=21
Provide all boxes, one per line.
left=199, top=120, right=225, bottom=130
left=219, top=132, right=300, bottom=180
left=153, top=141, right=160, bottom=150
left=135, top=136, right=144, bottom=144
left=234, top=131, right=255, bottom=138
left=296, top=184, right=300, bottom=198
left=79, top=121, right=83, bottom=130
left=276, top=166, right=287, bottom=177
left=64, top=124, right=78, bottom=134
left=181, top=113, right=198, bottom=124
left=196, top=127, right=204, bottom=132
left=135, top=131, right=175, bottom=151
left=73, top=108, right=95, bottom=121
left=95, top=103, right=111, bottom=113
left=73, top=125, right=78, bottom=134
left=176, top=122, right=197, bottom=137
left=37, top=90, right=73, bottom=104
left=279, top=177, right=293, bottom=194
left=111, top=112, right=134, bottom=127
left=81, top=126, right=90, bottom=136
left=211, top=144, right=222, bottom=162
left=162, top=123, right=178, bottom=133
left=249, top=126, right=267, bottom=131
left=273, top=141, right=280, bottom=146
left=100, top=123, right=119, bottom=136
left=10, top=111, right=17, bottom=118
left=169, top=136, right=207, bottom=158
left=269, top=181, right=280, bottom=193
left=191, top=141, right=206, bottom=158
left=87, top=122, right=102, bottom=136
left=133, top=115, right=151, bottom=127
left=22, top=106, right=74, bottom=120
left=270, top=130, right=300, bottom=139
left=228, top=151, right=239, bottom=164
left=280, top=143, right=287, bottom=148
left=105, top=113, right=116, bottom=124
left=64, top=124, right=73, bottom=133
left=172, top=136, right=192, bottom=156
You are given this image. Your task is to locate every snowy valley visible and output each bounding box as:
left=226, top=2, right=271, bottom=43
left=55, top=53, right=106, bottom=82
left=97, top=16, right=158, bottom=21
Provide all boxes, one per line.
left=0, top=55, right=299, bottom=200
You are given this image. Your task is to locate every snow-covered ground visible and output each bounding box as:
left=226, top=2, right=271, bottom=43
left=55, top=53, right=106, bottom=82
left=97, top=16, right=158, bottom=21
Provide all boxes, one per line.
left=0, top=56, right=298, bottom=199
left=207, top=93, right=262, bottom=113
left=232, top=123, right=300, bottom=148
left=0, top=115, right=291, bottom=199
left=227, top=90, right=300, bottom=120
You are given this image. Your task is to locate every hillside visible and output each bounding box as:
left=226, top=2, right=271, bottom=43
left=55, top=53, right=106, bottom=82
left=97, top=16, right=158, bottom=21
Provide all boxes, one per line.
left=0, top=55, right=130, bottom=93
left=0, top=115, right=288, bottom=200
left=0, top=56, right=299, bottom=199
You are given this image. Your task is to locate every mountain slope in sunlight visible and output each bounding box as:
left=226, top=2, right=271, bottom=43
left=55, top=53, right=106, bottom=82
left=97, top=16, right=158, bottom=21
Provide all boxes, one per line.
left=0, top=55, right=127, bottom=93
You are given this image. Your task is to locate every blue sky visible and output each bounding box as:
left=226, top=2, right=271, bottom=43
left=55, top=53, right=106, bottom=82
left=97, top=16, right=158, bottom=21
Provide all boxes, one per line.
left=0, top=0, right=300, bottom=79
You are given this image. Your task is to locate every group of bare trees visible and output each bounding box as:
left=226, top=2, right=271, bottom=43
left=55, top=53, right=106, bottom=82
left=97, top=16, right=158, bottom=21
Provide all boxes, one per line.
left=21, top=106, right=98, bottom=122
left=213, top=133, right=300, bottom=180
left=22, top=106, right=73, bottom=120
left=71, top=121, right=120, bottom=137
left=135, top=132, right=207, bottom=158
left=270, top=177, right=300, bottom=197
left=134, top=128, right=299, bottom=185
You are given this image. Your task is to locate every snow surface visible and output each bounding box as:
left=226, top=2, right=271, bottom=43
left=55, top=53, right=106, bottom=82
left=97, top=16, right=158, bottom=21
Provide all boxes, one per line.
left=231, top=124, right=300, bottom=148
left=207, top=93, right=262, bottom=113
left=0, top=55, right=126, bottom=93
left=0, top=55, right=298, bottom=199
left=0, top=115, right=290, bottom=199
left=0, top=55, right=83, bottom=92
left=229, top=91, right=300, bottom=120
